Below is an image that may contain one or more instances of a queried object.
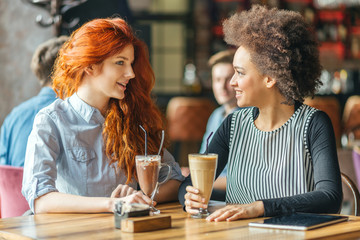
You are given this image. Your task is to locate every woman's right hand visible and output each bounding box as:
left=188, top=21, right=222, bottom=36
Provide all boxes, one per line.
left=121, top=191, right=154, bottom=206
left=111, top=184, right=154, bottom=205
left=111, top=191, right=155, bottom=212
left=184, top=186, right=208, bottom=214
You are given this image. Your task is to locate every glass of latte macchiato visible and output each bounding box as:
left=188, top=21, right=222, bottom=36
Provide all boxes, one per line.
left=188, top=153, right=218, bottom=218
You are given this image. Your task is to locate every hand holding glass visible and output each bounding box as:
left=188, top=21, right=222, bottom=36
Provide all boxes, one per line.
left=136, top=155, right=171, bottom=214
left=188, top=153, right=218, bottom=218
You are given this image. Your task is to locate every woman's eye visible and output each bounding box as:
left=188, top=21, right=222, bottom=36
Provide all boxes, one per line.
left=116, top=61, right=124, bottom=65
left=237, top=70, right=244, bottom=76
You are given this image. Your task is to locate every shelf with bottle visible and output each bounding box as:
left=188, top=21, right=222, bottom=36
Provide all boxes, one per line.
left=314, top=9, right=357, bottom=72
left=209, top=0, right=249, bottom=52
left=283, top=0, right=312, bottom=3
left=315, top=3, right=360, bottom=63
left=349, top=26, right=360, bottom=59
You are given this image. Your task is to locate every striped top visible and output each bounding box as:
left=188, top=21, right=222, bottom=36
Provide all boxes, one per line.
left=226, top=104, right=317, bottom=204
left=178, top=103, right=342, bottom=216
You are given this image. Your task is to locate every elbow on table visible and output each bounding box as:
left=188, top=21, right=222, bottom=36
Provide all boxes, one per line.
left=34, top=198, right=48, bottom=214
left=324, top=190, right=343, bottom=214
left=33, top=192, right=55, bottom=214
left=334, top=191, right=344, bottom=214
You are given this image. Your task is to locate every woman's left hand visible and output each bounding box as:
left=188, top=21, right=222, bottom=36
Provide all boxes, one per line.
left=206, top=201, right=264, bottom=222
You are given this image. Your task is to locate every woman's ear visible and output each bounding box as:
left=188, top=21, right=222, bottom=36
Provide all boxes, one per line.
left=84, top=64, right=99, bottom=76
left=264, top=76, right=276, bottom=88
left=84, top=65, right=93, bottom=76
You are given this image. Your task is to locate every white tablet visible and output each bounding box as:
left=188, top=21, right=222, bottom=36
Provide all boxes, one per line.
left=249, top=213, right=348, bottom=231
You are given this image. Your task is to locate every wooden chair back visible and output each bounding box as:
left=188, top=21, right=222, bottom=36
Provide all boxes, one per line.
left=341, top=172, right=360, bottom=216
left=304, top=96, right=342, bottom=146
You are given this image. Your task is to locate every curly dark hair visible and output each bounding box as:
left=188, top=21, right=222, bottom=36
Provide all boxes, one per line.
left=223, top=5, right=322, bottom=104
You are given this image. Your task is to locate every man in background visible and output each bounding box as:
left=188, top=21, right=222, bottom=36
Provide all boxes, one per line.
left=0, top=36, right=68, bottom=166
left=181, top=50, right=239, bottom=200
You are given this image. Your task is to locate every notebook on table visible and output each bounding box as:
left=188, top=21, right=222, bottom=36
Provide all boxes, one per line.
left=249, top=212, right=348, bottom=231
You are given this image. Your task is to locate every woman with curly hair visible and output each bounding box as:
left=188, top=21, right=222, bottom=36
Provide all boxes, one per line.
left=179, top=5, right=342, bottom=221
left=22, top=18, right=184, bottom=214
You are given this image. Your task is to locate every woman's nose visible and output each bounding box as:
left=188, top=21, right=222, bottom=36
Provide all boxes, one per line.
left=229, top=74, right=236, bottom=86
left=126, top=67, right=135, bottom=79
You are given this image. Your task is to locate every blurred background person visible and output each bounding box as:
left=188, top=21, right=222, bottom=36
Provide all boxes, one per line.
left=181, top=50, right=239, bottom=200
left=200, top=50, right=239, bottom=193
left=0, top=36, right=68, bottom=166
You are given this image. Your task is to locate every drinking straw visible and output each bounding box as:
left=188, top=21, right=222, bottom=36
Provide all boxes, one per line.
left=205, top=131, right=213, bottom=155
left=157, top=130, right=165, bottom=155
left=139, top=125, right=147, bottom=156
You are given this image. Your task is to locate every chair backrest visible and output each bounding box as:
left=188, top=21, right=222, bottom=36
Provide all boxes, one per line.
left=341, top=172, right=360, bottom=216
left=304, top=96, right=342, bottom=146
left=166, top=97, right=216, bottom=166
left=0, top=165, right=30, bottom=218
left=166, top=97, right=215, bottom=141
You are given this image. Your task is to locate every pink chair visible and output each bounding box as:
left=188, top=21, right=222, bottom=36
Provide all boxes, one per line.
left=353, top=146, right=360, bottom=190
left=0, top=165, right=30, bottom=218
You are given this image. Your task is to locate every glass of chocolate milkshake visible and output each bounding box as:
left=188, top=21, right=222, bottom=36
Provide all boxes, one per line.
left=136, top=155, right=171, bottom=214
left=188, top=153, right=218, bottom=218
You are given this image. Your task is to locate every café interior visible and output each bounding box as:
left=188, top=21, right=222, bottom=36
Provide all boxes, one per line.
left=1, top=0, right=360, bottom=239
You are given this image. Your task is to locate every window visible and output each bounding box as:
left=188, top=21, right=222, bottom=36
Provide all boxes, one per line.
left=130, top=0, right=193, bottom=94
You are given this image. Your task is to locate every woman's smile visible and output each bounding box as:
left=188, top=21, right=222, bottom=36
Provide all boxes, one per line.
left=117, top=81, right=128, bottom=90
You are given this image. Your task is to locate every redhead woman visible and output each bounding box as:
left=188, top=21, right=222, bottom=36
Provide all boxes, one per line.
left=179, top=5, right=342, bottom=221
left=22, top=18, right=184, bottom=214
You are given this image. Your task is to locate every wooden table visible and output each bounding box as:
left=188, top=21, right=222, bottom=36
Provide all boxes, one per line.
left=1, top=202, right=360, bottom=240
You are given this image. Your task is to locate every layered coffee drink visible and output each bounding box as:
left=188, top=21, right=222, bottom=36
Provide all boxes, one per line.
left=188, top=153, right=218, bottom=218
left=135, top=155, right=171, bottom=214
left=136, top=155, right=160, bottom=196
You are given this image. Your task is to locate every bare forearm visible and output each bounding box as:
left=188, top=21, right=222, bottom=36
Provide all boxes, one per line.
left=34, top=192, right=115, bottom=214
left=154, top=180, right=181, bottom=203
left=213, top=177, right=226, bottom=191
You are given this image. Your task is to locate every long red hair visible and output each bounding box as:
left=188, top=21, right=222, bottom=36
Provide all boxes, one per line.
left=52, top=18, right=165, bottom=183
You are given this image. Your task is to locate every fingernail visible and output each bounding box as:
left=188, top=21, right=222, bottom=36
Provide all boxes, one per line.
left=195, top=189, right=199, bottom=193
left=203, top=204, right=207, bottom=208
left=202, top=198, right=205, bottom=203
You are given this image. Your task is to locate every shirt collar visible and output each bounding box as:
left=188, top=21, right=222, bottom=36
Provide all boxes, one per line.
left=231, top=106, right=241, bottom=113
left=220, top=105, right=239, bottom=118
left=68, top=93, right=105, bottom=124
left=39, top=87, right=56, bottom=97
